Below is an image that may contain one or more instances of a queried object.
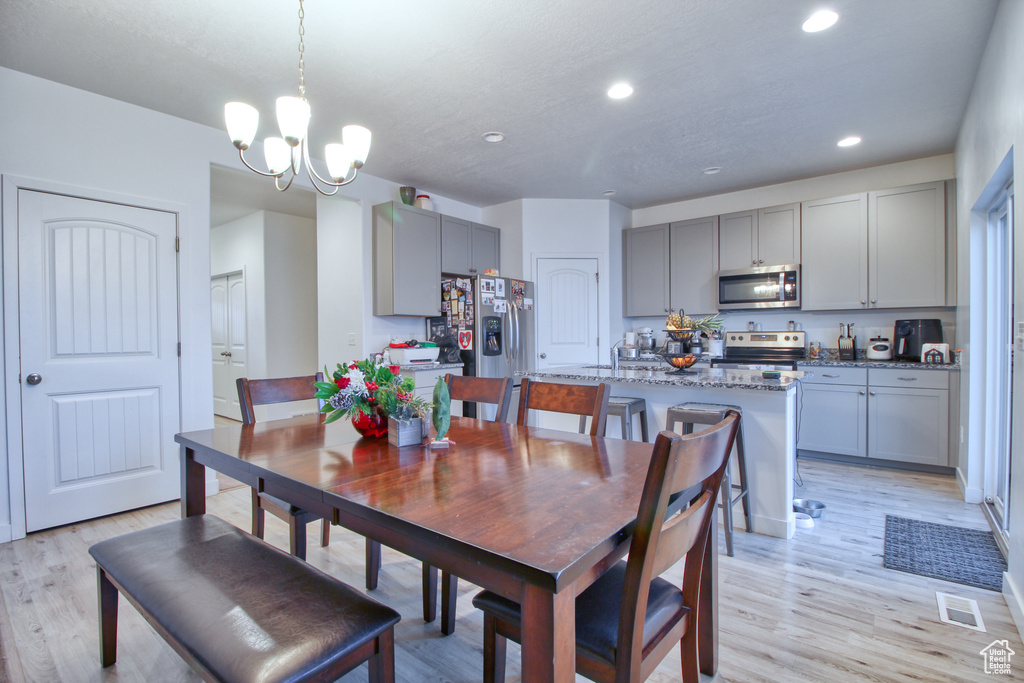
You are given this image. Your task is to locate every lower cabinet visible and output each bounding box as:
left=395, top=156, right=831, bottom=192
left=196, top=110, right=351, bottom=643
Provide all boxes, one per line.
left=398, top=366, right=463, bottom=418
left=797, top=366, right=950, bottom=466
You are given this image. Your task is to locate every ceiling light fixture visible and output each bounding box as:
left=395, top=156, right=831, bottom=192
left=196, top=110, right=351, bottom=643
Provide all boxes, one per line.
left=223, top=0, right=371, bottom=196
left=482, top=132, right=505, bottom=143
left=837, top=136, right=862, bottom=147
left=802, top=9, right=839, bottom=32
left=702, top=167, right=723, bottom=175
left=607, top=83, right=634, bottom=99
left=602, top=190, right=616, bottom=196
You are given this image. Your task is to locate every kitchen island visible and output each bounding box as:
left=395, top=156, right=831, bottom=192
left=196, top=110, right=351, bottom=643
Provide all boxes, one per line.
left=519, top=365, right=811, bottom=539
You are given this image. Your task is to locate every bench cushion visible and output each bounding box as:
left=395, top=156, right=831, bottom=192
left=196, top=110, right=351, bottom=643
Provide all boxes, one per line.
left=90, top=515, right=400, bottom=682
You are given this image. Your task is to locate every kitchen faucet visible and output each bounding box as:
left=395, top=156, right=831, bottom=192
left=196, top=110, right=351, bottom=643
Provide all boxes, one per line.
left=610, top=337, right=626, bottom=370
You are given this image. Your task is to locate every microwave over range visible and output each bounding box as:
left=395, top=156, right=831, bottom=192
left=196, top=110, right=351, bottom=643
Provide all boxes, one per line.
left=717, top=264, right=800, bottom=310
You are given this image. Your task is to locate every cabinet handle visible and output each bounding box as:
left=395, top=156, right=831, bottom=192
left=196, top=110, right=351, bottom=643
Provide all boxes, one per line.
left=823, top=374, right=840, bottom=378
left=869, top=391, right=876, bottom=396
left=752, top=260, right=757, bottom=265
left=896, top=377, right=918, bottom=382
left=871, top=299, right=877, bottom=305
left=860, top=300, right=866, bottom=305
left=665, top=308, right=670, bottom=313
left=758, top=259, right=764, bottom=264
left=469, top=268, right=477, bottom=273
left=859, top=390, right=865, bottom=395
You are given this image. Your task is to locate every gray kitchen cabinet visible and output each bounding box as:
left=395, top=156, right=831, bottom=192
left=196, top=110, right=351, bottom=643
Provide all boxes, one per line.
left=801, top=193, right=869, bottom=310
left=869, top=181, right=946, bottom=308
left=719, top=204, right=800, bottom=270
left=623, top=223, right=671, bottom=316
left=441, top=216, right=500, bottom=276
left=373, top=202, right=442, bottom=316
left=669, top=216, right=719, bottom=313
left=797, top=367, right=868, bottom=458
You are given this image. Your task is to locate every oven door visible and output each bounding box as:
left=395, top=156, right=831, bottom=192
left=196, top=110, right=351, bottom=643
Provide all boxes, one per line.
left=718, top=264, right=800, bottom=310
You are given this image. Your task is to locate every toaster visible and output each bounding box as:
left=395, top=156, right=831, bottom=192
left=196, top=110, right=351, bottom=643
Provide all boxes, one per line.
left=866, top=336, right=893, bottom=361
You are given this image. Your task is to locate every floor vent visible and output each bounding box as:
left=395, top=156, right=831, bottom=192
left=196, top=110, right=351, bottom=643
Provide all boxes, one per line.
left=936, top=592, right=986, bottom=632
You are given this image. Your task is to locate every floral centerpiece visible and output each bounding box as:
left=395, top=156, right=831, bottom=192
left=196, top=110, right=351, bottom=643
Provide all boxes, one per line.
left=315, top=356, right=432, bottom=438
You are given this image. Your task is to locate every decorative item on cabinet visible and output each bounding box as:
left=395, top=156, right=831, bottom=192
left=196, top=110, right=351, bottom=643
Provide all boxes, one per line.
left=399, top=186, right=416, bottom=205
left=414, top=194, right=433, bottom=211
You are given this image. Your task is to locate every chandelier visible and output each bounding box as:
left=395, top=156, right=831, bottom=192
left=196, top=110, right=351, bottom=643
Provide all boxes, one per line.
left=223, top=0, right=371, bottom=196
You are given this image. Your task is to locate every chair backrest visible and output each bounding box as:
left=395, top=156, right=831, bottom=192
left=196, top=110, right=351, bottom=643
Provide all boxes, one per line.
left=236, top=373, right=324, bottom=425
left=444, top=374, right=513, bottom=423
left=516, top=378, right=610, bottom=436
left=614, top=412, right=739, bottom=680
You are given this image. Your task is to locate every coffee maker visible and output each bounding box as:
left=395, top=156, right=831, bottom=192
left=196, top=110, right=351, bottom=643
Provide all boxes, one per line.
left=893, top=319, right=943, bottom=361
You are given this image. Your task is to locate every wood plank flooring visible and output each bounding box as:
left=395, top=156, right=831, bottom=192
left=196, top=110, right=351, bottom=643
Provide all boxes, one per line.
left=0, top=458, right=1020, bottom=682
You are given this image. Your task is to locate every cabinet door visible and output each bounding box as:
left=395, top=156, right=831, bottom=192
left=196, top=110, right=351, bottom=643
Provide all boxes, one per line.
left=623, top=224, right=670, bottom=316
left=801, top=194, right=868, bottom=311
left=868, top=386, right=949, bottom=465
left=869, top=181, right=946, bottom=308
left=719, top=210, right=757, bottom=270
left=669, top=216, right=719, bottom=313
left=441, top=215, right=472, bottom=275
left=757, top=203, right=800, bottom=266
left=797, top=384, right=868, bottom=457
left=392, top=206, right=441, bottom=315
left=470, top=223, right=500, bottom=275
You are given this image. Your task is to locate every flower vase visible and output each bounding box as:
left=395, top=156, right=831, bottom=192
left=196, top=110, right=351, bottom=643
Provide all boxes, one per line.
left=351, top=407, right=388, bottom=438
left=388, top=416, right=425, bottom=447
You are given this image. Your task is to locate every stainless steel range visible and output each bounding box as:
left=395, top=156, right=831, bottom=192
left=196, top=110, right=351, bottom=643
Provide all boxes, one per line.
left=711, top=331, right=806, bottom=370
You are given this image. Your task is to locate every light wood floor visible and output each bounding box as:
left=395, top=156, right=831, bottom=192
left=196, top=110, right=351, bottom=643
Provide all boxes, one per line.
left=0, top=458, right=1020, bottom=682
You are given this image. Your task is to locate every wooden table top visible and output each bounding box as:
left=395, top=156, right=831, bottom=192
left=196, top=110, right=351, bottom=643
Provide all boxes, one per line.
left=176, top=416, right=658, bottom=593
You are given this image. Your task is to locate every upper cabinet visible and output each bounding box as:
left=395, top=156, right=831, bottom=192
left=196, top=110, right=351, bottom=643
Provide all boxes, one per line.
left=441, top=216, right=500, bottom=276
left=373, top=202, right=442, bottom=316
left=719, top=204, right=800, bottom=270
left=622, top=217, right=718, bottom=317
left=802, top=182, right=946, bottom=311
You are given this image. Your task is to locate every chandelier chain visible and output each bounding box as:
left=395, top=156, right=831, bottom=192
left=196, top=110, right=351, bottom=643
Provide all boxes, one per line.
left=297, top=0, right=306, bottom=98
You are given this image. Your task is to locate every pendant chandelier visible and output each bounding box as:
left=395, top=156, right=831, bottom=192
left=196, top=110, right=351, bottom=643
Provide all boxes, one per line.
left=223, top=0, right=371, bottom=196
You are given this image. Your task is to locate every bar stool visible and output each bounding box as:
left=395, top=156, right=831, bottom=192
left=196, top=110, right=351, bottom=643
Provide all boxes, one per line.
left=666, top=402, right=750, bottom=556
left=579, top=396, right=650, bottom=442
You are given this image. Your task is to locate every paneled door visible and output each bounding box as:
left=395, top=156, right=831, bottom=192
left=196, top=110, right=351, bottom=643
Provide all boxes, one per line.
left=211, top=272, right=246, bottom=420
left=535, top=257, right=599, bottom=368
left=18, top=190, right=180, bottom=531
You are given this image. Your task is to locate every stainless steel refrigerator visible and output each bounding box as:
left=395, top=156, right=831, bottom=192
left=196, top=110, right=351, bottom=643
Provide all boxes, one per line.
left=436, top=276, right=535, bottom=420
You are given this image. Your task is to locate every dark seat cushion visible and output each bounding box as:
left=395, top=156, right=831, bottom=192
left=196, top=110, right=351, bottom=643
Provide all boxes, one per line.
left=90, top=515, right=399, bottom=683
left=472, top=561, right=687, bottom=666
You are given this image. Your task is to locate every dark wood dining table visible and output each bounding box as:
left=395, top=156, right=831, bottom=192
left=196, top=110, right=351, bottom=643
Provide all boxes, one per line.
left=175, top=415, right=718, bottom=682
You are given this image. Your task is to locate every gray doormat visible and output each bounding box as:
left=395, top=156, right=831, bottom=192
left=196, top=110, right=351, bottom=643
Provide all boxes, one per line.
left=883, top=515, right=1006, bottom=592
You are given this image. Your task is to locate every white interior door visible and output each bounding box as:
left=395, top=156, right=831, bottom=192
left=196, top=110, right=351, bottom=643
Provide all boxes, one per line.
left=18, top=190, right=180, bottom=532
left=536, top=258, right=599, bottom=368
left=211, top=272, right=246, bottom=420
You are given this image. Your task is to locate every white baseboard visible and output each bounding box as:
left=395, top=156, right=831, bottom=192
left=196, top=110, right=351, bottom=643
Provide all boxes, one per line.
left=956, top=467, right=984, bottom=504
left=753, top=513, right=795, bottom=540
left=205, top=477, right=221, bottom=497
left=1003, top=571, right=1024, bottom=642
left=0, top=524, right=11, bottom=544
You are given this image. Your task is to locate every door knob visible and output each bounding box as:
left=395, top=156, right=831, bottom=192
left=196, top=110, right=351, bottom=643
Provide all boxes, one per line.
left=26, top=373, right=42, bottom=385
left=539, top=353, right=547, bottom=359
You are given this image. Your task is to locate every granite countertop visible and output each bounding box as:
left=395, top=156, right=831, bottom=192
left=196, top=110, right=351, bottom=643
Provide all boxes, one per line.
left=397, top=362, right=464, bottom=371
left=518, top=365, right=810, bottom=392
left=798, top=349, right=960, bottom=371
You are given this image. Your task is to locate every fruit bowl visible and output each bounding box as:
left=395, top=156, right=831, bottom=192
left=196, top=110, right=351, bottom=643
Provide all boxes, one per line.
left=657, top=352, right=699, bottom=375
left=663, top=328, right=696, bottom=342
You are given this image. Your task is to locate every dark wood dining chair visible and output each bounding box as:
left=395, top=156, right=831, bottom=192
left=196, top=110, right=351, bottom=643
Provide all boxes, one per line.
left=236, top=374, right=330, bottom=561
left=517, top=377, right=610, bottom=436
left=473, top=412, right=740, bottom=683
left=446, top=373, right=514, bottom=422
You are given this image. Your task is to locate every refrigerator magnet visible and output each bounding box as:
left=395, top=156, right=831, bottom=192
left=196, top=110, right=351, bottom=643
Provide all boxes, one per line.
left=481, top=278, right=495, bottom=294
left=512, top=280, right=525, bottom=296
left=514, top=295, right=523, bottom=308
left=481, top=292, right=494, bottom=305
left=459, top=330, right=473, bottom=350
left=493, top=299, right=507, bottom=313
left=523, top=297, right=533, bottom=310
left=495, top=279, right=506, bottom=297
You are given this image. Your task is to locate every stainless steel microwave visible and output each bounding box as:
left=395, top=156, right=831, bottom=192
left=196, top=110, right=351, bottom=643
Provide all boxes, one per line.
left=717, top=264, right=800, bottom=310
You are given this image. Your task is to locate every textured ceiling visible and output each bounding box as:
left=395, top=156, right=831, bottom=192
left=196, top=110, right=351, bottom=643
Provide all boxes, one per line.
left=0, top=0, right=999, bottom=209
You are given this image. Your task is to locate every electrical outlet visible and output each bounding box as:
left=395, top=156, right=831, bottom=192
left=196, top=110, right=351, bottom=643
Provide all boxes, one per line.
left=347, top=332, right=356, bottom=346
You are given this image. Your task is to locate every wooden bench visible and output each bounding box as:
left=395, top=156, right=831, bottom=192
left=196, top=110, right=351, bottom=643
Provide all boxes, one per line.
left=89, top=514, right=401, bottom=682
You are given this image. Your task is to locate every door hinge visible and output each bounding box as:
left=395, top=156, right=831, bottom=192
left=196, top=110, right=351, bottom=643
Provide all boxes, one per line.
left=595, top=272, right=599, bottom=283
left=177, top=342, right=181, bottom=357
left=175, top=236, right=180, bottom=252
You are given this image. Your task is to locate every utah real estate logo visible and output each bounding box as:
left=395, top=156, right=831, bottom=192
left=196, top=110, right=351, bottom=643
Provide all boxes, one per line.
left=980, top=640, right=1014, bottom=675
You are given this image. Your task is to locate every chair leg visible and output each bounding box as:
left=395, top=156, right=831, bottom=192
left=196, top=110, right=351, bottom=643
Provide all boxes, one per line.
left=680, top=624, right=700, bottom=683
left=578, top=415, right=588, bottom=434
left=735, top=424, right=752, bottom=532
left=97, top=566, right=118, bottom=668
left=639, top=406, right=650, bottom=443
left=482, top=613, right=507, bottom=683
left=366, top=539, right=381, bottom=590
left=422, top=563, right=438, bottom=623
left=289, top=514, right=307, bottom=561
left=720, top=467, right=734, bottom=557
left=368, top=626, right=396, bottom=683
left=251, top=488, right=265, bottom=539
left=320, top=519, right=330, bottom=547
left=440, top=571, right=458, bottom=635
left=621, top=410, right=633, bottom=441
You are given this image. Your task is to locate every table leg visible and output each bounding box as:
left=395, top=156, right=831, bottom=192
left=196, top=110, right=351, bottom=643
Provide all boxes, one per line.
left=520, top=584, right=575, bottom=682
left=180, top=446, right=206, bottom=518
left=698, top=521, right=719, bottom=676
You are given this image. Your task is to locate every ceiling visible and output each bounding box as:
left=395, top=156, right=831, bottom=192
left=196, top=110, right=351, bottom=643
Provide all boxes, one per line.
left=0, top=0, right=999, bottom=210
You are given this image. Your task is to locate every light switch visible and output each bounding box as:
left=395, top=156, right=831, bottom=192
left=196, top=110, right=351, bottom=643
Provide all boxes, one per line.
left=348, top=332, right=356, bottom=346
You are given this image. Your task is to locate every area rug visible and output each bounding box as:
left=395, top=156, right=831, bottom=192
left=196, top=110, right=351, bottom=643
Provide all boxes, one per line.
left=883, top=515, right=1006, bottom=592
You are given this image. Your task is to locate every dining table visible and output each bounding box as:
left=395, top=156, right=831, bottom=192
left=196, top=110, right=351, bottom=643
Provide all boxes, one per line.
left=175, top=414, right=719, bottom=682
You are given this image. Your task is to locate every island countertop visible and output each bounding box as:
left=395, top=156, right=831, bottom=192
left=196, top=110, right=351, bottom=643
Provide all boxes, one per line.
left=517, top=365, right=811, bottom=391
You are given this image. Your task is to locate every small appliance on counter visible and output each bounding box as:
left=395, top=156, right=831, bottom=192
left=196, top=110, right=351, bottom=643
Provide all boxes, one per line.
left=713, top=330, right=805, bottom=370
left=866, top=336, right=893, bottom=361
left=894, top=319, right=943, bottom=361
left=636, top=327, right=656, bottom=353
left=838, top=323, right=856, bottom=361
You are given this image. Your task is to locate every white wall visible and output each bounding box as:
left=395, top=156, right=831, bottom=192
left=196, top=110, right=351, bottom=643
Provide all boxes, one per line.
left=954, top=0, right=1024, bottom=635
left=481, top=200, right=525, bottom=280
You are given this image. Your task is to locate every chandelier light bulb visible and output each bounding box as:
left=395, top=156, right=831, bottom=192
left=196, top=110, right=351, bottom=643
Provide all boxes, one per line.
left=325, top=143, right=355, bottom=181
left=225, top=102, right=259, bottom=150
left=343, top=125, right=372, bottom=165
left=276, top=96, right=311, bottom=147
left=264, top=137, right=291, bottom=175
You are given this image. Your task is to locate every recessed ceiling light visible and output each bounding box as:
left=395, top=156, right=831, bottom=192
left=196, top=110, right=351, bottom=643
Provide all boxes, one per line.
left=802, top=9, right=839, bottom=32
left=702, top=167, right=722, bottom=175
left=482, top=132, right=504, bottom=143
left=607, top=83, right=634, bottom=99
left=837, top=136, right=862, bottom=147
left=602, top=190, right=616, bottom=196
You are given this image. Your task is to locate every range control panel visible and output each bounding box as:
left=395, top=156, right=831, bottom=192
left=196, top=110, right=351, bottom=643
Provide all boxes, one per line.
left=724, top=331, right=805, bottom=350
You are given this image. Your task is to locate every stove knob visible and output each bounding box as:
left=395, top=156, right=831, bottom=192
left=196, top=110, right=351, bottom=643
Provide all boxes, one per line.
left=738, top=335, right=744, bottom=341
left=730, top=335, right=736, bottom=341
left=785, top=335, right=790, bottom=341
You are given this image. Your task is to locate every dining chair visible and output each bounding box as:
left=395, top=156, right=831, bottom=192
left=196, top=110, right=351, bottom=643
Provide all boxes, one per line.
left=472, top=412, right=740, bottom=683
left=236, top=374, right=330, bottom=561
left=517, top=377, right=610, bottom=436
left=367, top=374, right=514, bottom=635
